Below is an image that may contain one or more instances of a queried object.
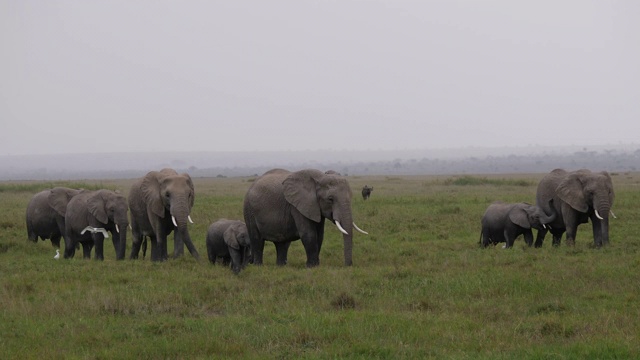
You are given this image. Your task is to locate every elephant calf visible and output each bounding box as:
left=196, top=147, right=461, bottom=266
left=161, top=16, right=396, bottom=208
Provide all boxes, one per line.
left=480, top=200, right=556, bottom=248
left=206, top=219, right=251, bottom=274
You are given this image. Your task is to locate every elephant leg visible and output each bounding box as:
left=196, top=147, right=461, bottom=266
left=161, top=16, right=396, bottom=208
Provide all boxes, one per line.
left=51, top=234, right=62, bottom=249
left=523, top=230, right=534, bottom=247
left=535, top=227, right=547, bottom=248
left=93, top=234, right=104, bottom=261
left=316, top=218, right=326, bottom=252
left=64, top=235, right=77, bottom=259
left=206, top=243, right=217, bottom=264
left=82, top=241, right=93, bottom=259
left=274, top=241, right=291, bottom=266
left=150, top=235, right=165, bottom=262
left=299, top=231, right=320, bottom=267
left=142, top=237, right=147, bottom=259
left=130, top=232, right=143, bottom=260
left=503, top=229, right=513, bottom=249
left=481, top=227, right=491, bottom=248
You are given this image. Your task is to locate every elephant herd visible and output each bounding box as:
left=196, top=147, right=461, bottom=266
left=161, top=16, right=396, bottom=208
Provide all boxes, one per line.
left=26, top=167, right=615, bottom=273
left=480, top=169, right=615, bottom=249
left=26, top=168, right=369, bottom=273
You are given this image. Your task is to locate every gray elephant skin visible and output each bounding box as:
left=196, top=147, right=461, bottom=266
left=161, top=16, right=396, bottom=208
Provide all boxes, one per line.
left=535, top=168, right=615, bottom=247
left=361, top=185, right=373, bottom=200
left=243, top=168, right=367, bottom=267
left=26, top=187, right=83, bottom=249
left=206, top=219, right=251, bottom=274
left=64, top=189, right=129, bottom=260
left=480, top=201, right=556, bottom=248
left=128, top=168, right=200, bottom=262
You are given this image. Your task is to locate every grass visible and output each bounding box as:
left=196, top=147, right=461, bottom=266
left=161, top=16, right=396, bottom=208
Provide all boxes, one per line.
left=1, top=173, right=640, bottom=358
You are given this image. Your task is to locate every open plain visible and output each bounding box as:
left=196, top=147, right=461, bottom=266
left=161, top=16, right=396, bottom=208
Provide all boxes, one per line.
left=1, top=172, right=639, bottom=359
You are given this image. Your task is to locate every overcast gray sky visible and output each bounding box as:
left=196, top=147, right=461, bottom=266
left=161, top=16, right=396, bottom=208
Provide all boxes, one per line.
left=1, top=0, right=639, bottom=156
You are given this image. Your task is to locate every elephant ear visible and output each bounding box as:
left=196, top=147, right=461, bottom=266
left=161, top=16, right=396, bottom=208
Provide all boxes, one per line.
left=224, top=226, right=240, bottom=250
left=141, top=171, right=165, bottom=218
left=509, top=206, right=531, bottom=229
left=48, top=188, right=73, bottom=217
left=283, top=170, right=321, bottom=223
left=87, top=192, right=109, bottom=224
left=557, top=173, right=588, bottom=212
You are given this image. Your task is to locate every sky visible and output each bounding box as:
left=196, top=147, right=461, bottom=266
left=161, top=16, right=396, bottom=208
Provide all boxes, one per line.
left=1, top=0, right=639, bottom=156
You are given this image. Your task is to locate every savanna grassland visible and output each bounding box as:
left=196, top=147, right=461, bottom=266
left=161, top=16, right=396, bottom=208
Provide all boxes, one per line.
left=1, top=173, right=640, bottom=359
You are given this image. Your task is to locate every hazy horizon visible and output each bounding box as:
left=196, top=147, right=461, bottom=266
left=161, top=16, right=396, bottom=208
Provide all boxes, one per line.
left=2, top=1, right=639, bottom=156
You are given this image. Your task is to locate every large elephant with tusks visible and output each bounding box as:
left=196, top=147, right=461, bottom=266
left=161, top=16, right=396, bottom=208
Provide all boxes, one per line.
left=535, top=168, right=615, bottom=247
left=243, top=168, right=368, bottom=267
left=128, top=168, right=200, bottom=261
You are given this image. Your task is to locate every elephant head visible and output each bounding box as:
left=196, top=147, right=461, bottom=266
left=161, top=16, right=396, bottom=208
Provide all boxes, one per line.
left=223, top=222, right=251, bottom=273
left=556, top=169, right=614, bottom=245
left=282, top=169, right=367, bottom=266
left=510, top=201, right=557, bottom=231
left=140, top=168, right=199, bottom=258
left=88, top=190, right=129, bottom=259
left=49, top=187, right=84, bottom=219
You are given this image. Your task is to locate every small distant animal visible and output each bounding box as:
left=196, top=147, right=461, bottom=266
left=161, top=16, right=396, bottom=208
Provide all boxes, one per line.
left=325, top=170, right=341, bottom=175
left=361, top=185, right=373, bottom=200
left=54, top=249, right=60, bottom=260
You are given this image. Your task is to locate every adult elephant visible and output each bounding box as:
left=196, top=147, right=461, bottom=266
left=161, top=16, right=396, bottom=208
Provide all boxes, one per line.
left=480, top=201, right=556, bottom=248
left=206, top=219, right=251, bottom=274
left=243, top=168, right=368, bottom=267
left=128, top=168, right=200, bottom=262
left=535, top=169, right=615, bottom=247
left=64, top=189, right=129, bottom=260
left=26, top=187, right=83, bottom=249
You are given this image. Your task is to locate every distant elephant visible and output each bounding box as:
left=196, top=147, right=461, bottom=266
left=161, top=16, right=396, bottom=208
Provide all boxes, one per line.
left=128, top=168, right=200, bottom=262
left=243, top=168, right=368, bottom=267
left=64, top=189, right=129, bottom=260
left=361, top=185, right=373, bottom=200
left=206, top=219, right=251, bottom=274
left=535, top=168, right=615, bottom=247
left=26, top=187, right=83, bottom=249
left=480, top=201, right=556, bottom=248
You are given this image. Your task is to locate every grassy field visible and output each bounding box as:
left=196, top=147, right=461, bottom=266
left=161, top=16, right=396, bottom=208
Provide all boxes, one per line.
left=1, top=172, right=640, bottom=359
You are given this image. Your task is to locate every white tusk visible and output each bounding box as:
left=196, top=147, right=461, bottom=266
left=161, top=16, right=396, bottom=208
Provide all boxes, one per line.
left=542, top=224, right=547, bottom=229
left=172, top=216, right=178, bottom=227
left=353, top=222, right=368, bottom=235
left=610, top=210, right=617, bottom=219
left=335, top=221, right=349, bottom=235
left=595, top=210, right=604, bottom=220
left=116, top=224, right=120, bottom=233
left=188, top=215, right=194, bottom=224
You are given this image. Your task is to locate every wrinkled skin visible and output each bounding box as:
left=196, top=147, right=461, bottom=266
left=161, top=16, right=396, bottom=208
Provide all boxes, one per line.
left=535, top=169, right=615, bottom=247
left=361, top=185, right=373, bottom=200
left=244, top=168, right=362, bottom=267
left=206, top=219, right=251, bottom=274
left=26, top=187, right=83, bottom=249
left=128, top=168, right=200, bottom=262
left=480, top=201, right=556, bottom=248
left=64, top=189, right=129, bottom=260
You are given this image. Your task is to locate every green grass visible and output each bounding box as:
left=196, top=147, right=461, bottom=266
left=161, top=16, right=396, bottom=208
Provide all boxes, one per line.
left=1, top=173, right=639, bottom=358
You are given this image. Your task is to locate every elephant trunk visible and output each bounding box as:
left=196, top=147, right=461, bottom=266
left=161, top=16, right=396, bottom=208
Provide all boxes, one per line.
left=169, top=197, right=200, bottom=260
left=116, top=222, right=128, bottom=260
left=540, top=199, right=557, bottom=224
left=594, top=198, right=611, bottom=246
left=334, top=203, right=354, bottom=266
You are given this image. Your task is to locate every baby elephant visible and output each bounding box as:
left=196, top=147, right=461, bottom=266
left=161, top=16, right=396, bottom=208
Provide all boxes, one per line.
left=362, top=185, right=373, bottom=200
left=206, top=219, right=251, bottom=274
left=480, top=200, right=556, bottom=248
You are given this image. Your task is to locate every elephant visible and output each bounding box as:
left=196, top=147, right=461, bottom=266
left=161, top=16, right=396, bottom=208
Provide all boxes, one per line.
left=361, top=185, right=373, bottom=200
left=64, top=189, right=129, bottom=260
left=128, top=168, right=200, bottom=262
left=480, top=200, right=557, bottom=248
left=26, top=187, right=83, bottom=249
left=535, top=168, right=615, bottom=248
left=206, top=219, right=251, bottom=274
left=243, top=168, right=368, bottom=267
